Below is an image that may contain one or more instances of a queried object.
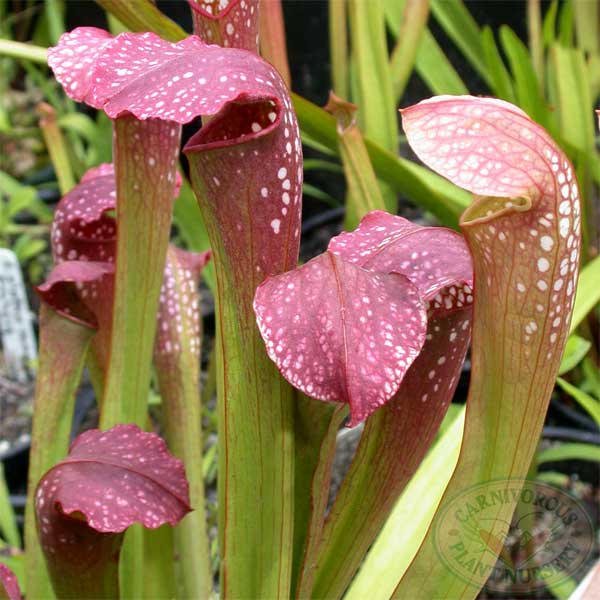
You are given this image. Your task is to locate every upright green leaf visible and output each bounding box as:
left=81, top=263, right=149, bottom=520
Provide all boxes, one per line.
left=588, top=54, right=600, bottom=104
left=542, top=0, right=559, bottom=47
left=556, top=378, right=600, bottom=426
left=389, top=0, right=430, bottom=101
left=549, top=44, right=595, bottom=154
left=329, top=0, right=349, bottom=99
left=537, top=442, right=600, bottom=464
left=415, top=30, right=469, bottom=95
left=348, top=0, right=397, bottom=152
left=0, top=465, right=20, bottom=549
left=383, top=1, right=467, bottom=96
left=382, top=0, right=406, bottom=25
left=37, top=103, right=75, bottom=195
left=571, top=255, right=600, bottom=330
left=43, top=0, right=66, bottom=45
left=573, top=0, right=599, bottom=55
left=429, top=0, right=489, bottom=85
left=480, top=26, right=515, bottom=102
left=259, top=0, right=292, bottom=87
left=527, top=0, right=544, bottom=85
left=348, top=0, right=398, bottom=213
left=558, top=334, right=591, bottom=375
left=499, top=25, right=554, bottom=131
left=558, top=0, right=574, bottom=46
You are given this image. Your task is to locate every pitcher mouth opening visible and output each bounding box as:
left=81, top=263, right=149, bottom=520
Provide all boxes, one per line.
left=184, top=94, right=281, bottom=155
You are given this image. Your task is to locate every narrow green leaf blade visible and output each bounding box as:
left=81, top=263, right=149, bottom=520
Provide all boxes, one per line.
left=480, top=26, right=515, bottom=103
left=527, top=0, right=544, bottom=85
left=348, top=0, right=398, bottom=213
left=542, top=0, right=559, bottom=47
left=348, top=0, right=398, bottom=153
left=429, top=0, right=488, bottom=84
left=329, top=0, right=349, bottom=99
left=303, top=159, right=343, bottom=174
left=556, top=377, right=600, bottom=426
left=0, top=39, right=48, bottom=63
left=0, top=465, right=20, bottom=549
left=499, top=25, right=552, bottom=130
left=537, top=442, right=600, bottom=464
left=302, top=183, right=341, bottom=207
left=259, top=0, right=291, bottom=87
left=570, top=254, right=600, bottom=332
left=549, top=44, right=595, bottom=154
left=558, top=0, right=574, bottom=46
left=389, top=0, right=430, bottom=101
left=383, top=1, right=468, bottom=96
left=415, top=30, right=469, bottom=96
left=37, top=103, right=76, bottom=195
left=558, top=334, right=591, bottom=375
left=573, top=0, right=599, bottom=55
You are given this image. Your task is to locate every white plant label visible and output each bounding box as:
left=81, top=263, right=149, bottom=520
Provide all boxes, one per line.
left=0, top=248, right=37, bottom=381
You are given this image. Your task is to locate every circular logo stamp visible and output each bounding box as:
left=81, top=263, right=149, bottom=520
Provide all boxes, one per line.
left=433, top=479, right=595, bottom=594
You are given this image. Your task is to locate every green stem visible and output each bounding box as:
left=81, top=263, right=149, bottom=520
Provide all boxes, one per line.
left=293, top=398, right=346, bottom=597
left=0, top=39, right=47, bottom=63
left=328, top=0, right=349, bottom=99
left=390, top=0, right=430, bottom=101
left=24, top=305, right=95, bottom=600
left=212, top=255, right=295, bottom=598
left=143, top=525, right=176, bottom=598
left=0, top=464, right=20, bottom=549
left=37, top=102, right=76, bottom=195
left=348, top=0, right=398, bottom=213
left=186, top=129, right=299, bottom=599
left=99, top=116, right=180, bottom=428
left=154, top=248, right=211, bottom=599
left=99, top=117, right=181, bottom=600
left=527, top=0, right=544, bottom=87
